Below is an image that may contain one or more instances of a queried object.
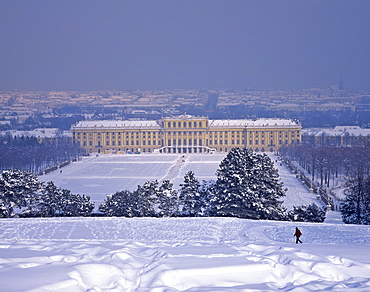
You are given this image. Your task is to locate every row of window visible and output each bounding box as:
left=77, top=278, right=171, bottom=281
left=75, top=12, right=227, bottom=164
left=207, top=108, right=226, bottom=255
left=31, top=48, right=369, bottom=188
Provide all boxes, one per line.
left=167, top=139, right=203, bottom=146
left=166, top=121, right=206, bottom=128
left=82, top=138, right=300, bottom=148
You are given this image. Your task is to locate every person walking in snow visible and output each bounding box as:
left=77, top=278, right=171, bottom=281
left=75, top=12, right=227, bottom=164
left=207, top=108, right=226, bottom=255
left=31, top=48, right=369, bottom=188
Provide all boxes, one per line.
left=294, top=227, right=302, bottom=244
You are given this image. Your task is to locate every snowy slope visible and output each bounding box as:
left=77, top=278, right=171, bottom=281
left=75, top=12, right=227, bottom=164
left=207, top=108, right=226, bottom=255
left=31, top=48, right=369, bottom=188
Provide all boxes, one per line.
left=5, top=153, right=358, bottom=291
left=0, top=217, right=369, bottom=291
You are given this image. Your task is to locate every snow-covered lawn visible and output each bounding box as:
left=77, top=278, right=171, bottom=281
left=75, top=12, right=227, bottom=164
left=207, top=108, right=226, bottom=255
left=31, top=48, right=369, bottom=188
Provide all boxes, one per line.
left=40, top=153, right=321, bottom=211
left=0, top=217, right=369, bottom=291
left=1, top=153, right=358, bottom=291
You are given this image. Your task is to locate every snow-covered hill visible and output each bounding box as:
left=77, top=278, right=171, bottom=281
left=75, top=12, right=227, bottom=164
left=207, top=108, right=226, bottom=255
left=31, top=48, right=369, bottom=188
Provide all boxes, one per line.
left=1, top=153, right=359, bottom=291
left=0, top=217, right=369, bottom=291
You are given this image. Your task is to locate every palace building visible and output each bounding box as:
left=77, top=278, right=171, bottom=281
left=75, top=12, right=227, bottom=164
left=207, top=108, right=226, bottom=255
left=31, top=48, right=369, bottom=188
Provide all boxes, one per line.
left=71, top=115, right=301, bottom=154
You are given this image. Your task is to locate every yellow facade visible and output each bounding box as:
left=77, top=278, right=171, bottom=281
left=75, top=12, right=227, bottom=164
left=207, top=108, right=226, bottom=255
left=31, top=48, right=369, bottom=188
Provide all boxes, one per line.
left=71, top=115, right=301, bottom=154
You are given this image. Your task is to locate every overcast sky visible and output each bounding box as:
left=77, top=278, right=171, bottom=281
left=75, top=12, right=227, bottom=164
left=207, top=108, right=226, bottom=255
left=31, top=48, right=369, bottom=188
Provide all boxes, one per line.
left=1, top=0, right=369, bottom=91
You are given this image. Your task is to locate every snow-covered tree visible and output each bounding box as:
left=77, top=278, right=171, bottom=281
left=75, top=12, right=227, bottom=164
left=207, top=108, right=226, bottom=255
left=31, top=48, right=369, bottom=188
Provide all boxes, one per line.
left=157, top=180, right=178, bottom=217
left=99, top=181, right=160, bottom=217
left=99, top=190, right=139, bottom=217
left=211, top=148, right=287, bottom=220
left=0, top=169, right=42, bottom=217
left=179, top=171, right=203, bottom=217
left=135, top=181, right=159, bottom=217
left=340, top=175, right=370, bottom=224
left=340, top=152, right=370, bottom=225
left=25, top=181, right=63, bottom=217
left=200, top=179, right=217, bottom=216
left=288, top=203, right=326, bottom=222
left=59, top=189, right=94, bottom=217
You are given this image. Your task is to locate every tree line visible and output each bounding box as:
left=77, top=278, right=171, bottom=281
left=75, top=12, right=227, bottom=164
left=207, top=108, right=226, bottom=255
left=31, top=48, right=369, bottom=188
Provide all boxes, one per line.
left=0, top=135, right=85, bottom=174
left=0, top=169, right=94, bottom=218
left=0, top=148, right=326, bottom=222
left=279, top=145, right=370, bottom=224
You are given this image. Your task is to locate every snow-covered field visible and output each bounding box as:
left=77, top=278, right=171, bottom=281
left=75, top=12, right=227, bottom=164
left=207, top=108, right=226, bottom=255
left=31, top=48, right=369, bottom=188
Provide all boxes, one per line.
left=0, top=217, right=370, bottom=291
left=40, top=153, right=321, bottom=211
left=2, top=153, right=365, bottom=291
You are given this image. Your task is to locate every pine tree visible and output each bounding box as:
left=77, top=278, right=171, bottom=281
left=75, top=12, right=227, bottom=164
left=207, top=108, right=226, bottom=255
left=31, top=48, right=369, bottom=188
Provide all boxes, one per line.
left=26, top=181, right=62, bottom=217
left=99, top=190, right=138, bottom=217
left=0, top=169, right=42, bottom=217
left=135, top=181, right=159, bottom=217
left=340, top=166, right=370, bottom=225
left=200, top=179, right=216, bottom=216
left=288, top=203, right=326, bottom=222
left=157, top=180, right=178, bottom=217
left=340, top=175, right=370, bottom=224
left=212, top=148, right=287, bottom=220
left=179, top=171, right=203, bottom=216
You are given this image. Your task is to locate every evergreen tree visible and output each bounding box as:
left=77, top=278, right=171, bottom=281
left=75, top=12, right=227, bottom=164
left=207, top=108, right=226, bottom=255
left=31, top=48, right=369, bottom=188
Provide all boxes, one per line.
left=212, top=148, right=287, bottom=220
left=60, top=189, right=94, bottom=216
left=99, top=190, right=139, bottom=217
left=135, top=181, right=159, bottom=217
left=288, top=203, right=326, bottom=222
left=340, top=175, right=370, bottom=224
left=26, top=181, right=62, bottom=217
left=200, top=179, right=217, bottom=216
left=157, top=180, right=178, bottom=217
left=0, top=169, right=42, bottom=217
left=179, top=171, right=203, bottom=216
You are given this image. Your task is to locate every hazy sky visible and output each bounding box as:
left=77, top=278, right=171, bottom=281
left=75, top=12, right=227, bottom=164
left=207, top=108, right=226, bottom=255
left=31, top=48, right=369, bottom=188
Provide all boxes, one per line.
left=1, top=0, right=369, bottom=91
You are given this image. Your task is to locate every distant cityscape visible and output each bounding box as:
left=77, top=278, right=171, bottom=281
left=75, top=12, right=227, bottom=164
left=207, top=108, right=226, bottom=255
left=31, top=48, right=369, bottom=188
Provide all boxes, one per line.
left=1, top=87, right=370, bottom=132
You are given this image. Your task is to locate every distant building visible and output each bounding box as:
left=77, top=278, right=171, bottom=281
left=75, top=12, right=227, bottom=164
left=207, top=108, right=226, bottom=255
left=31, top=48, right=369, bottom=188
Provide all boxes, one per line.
left=302, top=126, right=370, bottom=147
left=71, top=115, right=301, bottom=154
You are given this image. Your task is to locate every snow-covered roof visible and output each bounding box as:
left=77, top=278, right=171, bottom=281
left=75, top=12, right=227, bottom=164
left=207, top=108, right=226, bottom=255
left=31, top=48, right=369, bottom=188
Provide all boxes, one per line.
left=73, top=120, right=160, bottom=129
left=163, top=114, right=207, bottom=120
left=333, top=126, right=362, bottom=132
left=210, top=118, right=299, bottom=128
left=303, top=126, right=370, bottom=137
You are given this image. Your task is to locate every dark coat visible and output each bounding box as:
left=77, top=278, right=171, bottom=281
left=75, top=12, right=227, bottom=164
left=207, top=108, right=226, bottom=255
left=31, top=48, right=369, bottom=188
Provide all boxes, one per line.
left=294, top=228, right=302, bottom=237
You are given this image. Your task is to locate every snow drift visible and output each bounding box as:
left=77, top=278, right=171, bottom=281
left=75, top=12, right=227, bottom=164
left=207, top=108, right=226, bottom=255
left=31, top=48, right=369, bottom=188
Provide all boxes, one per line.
left=0, top=217, right=369, bottom=291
